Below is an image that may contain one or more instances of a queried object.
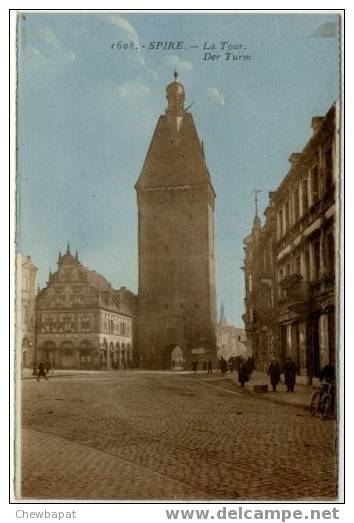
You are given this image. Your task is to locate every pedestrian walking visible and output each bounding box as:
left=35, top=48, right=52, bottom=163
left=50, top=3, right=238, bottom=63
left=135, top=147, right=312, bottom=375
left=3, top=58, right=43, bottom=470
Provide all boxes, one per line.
left=228, top=357, right=234, bottom=374
left=219, top=356, right=228, bottom=376
left=36, top=360, right=48, bottom=382
left=246, top=357, right=255, bottom=379
left=267, top=358, right=281, bottom=392
left=238, top=359, right=249, bottom=388
left=207, top=360, right=213, bottom=375
left=284, top=357, right=297, bottom=392
left=192, top=360, right=198, bottom=375
left=234, top=356, right=242, bottom=372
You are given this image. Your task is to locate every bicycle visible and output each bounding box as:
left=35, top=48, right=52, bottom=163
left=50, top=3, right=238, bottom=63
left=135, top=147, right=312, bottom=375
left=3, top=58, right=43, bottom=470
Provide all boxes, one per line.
left=310, top=381, right=335, bottom=420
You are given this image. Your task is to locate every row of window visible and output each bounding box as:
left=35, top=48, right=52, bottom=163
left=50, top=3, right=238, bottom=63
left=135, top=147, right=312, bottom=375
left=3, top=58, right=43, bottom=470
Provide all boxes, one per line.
left=277, top=146, right=333, bottom=239
left=277, top=230, right=335, bottom=294
left=103, top=315, right=131, bottom=337
left=39, top=315, right=93, bottom=333
left=51, top=292, right=85, bottom=306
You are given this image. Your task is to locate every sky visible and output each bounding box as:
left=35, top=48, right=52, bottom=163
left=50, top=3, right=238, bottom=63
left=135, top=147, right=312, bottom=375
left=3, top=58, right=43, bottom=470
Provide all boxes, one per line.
left=17, top=12, right=340, bottom=326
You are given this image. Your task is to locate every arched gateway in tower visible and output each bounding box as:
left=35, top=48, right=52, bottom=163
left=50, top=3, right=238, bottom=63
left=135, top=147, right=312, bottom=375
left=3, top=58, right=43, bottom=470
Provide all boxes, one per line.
left=135, top=73, right=217, bottom=370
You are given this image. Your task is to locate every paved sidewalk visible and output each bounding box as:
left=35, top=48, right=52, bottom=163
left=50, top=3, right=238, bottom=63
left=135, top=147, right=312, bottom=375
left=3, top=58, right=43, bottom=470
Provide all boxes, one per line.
left=205, top=370, right=320, bottom=410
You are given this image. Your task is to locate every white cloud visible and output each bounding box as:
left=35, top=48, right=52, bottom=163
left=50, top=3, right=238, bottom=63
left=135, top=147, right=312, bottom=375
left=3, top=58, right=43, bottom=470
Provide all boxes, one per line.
left=25, top=26, right=76, bottom=72
left=25, top=45, right=45, bottom=69
left=205, top=87, right=225, bottom=106
left=109, top=15, right=140, bottom=44
left=147, top=68, right=159, bottom=80
left=116, top=82, right=150, bottom=99
left=108, top=15, right=145, bottom=67
left=38, top=27, right=61, bottom=51
left=166, top=55, right=193, bottom=73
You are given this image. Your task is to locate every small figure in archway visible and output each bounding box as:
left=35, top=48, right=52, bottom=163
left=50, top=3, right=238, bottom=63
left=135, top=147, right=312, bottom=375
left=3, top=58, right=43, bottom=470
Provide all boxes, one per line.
left=36, top=361, right=48, bottom=382
left=192, top=360, right=198, bottom=375
left=207, top=360, right=213, bottom=375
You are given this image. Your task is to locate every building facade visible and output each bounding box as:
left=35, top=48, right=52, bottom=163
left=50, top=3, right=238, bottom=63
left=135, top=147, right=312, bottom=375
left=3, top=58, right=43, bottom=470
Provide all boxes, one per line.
left=36, top=246, right=137, bottom=369
left=243, top=206, right=277, bottom=371
left=243, top=103, right=339, bottom=378
left=16, top=254, right=38, bottom=367
left=135, top=74, right=217, bottom=370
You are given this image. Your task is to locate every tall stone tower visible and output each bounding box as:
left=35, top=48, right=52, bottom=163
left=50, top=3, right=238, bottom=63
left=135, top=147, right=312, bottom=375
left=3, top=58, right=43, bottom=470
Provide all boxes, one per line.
left=135, top=73, right=217, bottom=370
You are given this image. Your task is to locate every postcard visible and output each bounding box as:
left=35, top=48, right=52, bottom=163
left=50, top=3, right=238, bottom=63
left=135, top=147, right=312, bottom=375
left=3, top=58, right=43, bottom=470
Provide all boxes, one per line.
left=13, top=10, right=343, bottom=502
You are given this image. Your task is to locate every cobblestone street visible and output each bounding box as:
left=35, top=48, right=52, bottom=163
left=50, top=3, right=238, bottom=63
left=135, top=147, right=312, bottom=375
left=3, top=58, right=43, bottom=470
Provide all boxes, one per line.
left=21, top=371, right=337, bottom=501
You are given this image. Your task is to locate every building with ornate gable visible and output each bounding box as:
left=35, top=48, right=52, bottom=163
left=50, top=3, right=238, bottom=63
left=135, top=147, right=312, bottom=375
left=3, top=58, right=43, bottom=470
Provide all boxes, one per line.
left=35, top=245, right=137, bottom=369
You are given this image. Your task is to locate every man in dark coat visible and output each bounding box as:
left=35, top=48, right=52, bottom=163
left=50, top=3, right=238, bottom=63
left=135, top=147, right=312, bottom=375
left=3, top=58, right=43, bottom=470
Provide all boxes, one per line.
left=284, top=357, right=297, bottom=392
left=219, top=356, right=227, bottom=376
left=37, top=361, right=48, bottom=382
left=192, top=360, right=198, bottom=375
left=319, top=362, right=335, bottom=384
left=238, top=360, right=249, bottom=387
left=207, top=360, right=213, bottom=375
left=246, top=357, right=255, bottom=376
left=267, top=358, right=281, bottom=392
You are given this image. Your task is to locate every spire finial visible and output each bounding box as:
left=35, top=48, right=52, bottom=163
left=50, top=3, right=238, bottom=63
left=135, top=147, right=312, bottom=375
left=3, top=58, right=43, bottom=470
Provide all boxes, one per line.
left=251, top=189, right=262, bottom=232
left=174, top=69, right=178, bottom=81
left=252, top=188, right=262, bottom=217
left=75, top=250, right=78, bottom=261
left=58, top=250, right=62, bottom=264
left=67, top=242, right=70, bottom=254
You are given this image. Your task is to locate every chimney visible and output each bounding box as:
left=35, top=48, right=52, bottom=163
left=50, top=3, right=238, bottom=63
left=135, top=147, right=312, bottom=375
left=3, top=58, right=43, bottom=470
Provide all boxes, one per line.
left=311, top=116, right=324, bottom=135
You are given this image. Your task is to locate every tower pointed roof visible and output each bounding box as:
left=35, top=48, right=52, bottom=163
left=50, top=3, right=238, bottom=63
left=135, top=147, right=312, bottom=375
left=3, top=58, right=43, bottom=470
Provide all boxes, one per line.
left=218, top=302, right=227, bottom=326
left=135, top=75, right=215, bottom=194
